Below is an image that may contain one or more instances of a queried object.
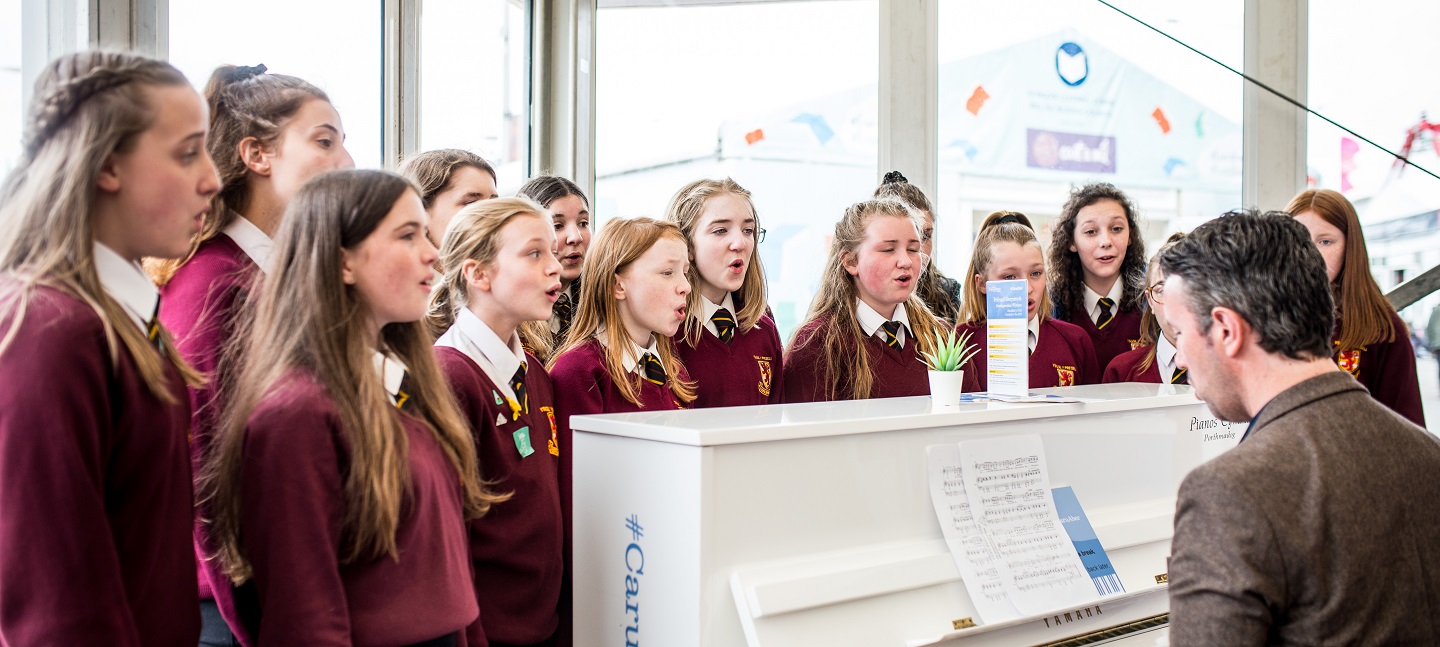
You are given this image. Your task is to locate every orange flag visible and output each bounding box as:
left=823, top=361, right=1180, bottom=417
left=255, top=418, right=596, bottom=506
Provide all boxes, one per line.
left=966, top=86, right=990, bottom=116
left=1152, top=107, right=1171, bottom=134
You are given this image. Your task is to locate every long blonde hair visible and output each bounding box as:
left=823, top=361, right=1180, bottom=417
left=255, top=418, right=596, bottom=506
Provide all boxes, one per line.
left=788, top=198, right=943, bottom=401
left=426, top=196, right=551, bottom=338
left=0, top=51, right=200, bottom=401
left=874, top=170, right=961, bottom=323
left=664, top=178, right=770, bottom=346
left=959, top=211, right=1051, bottom=325
left=148, top=65, right=329, bottom=286
left=547, top=217, right=697, bottom=407
left=203, top=170, right=498, bottom=583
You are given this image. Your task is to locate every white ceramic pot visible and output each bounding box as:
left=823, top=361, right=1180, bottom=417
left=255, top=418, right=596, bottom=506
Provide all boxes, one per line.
left=928, top=369, right=965, bottom=408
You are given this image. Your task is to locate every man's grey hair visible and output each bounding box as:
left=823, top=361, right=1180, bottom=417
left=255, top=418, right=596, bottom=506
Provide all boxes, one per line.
left=1159, top=210, right=1334, bottom=361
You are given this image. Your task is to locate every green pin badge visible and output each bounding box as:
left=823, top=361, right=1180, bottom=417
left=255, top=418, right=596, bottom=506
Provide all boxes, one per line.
left=512, top=426, right=534, bottom=457
left=493, top=390, right=504, bottom=406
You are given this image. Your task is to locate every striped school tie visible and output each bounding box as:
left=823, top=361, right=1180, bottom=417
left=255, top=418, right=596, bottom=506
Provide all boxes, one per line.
left=394, top=371, right=415, bottom=412
left=880, top=320, right=904, bottom=350
left=712, top=307, right=736, bottom=344
left=1171, top=368, right=1188, bottom=385
left=146, top=299, right=163, bottom=351
left=510, top=362, right=529, bottom=415
left=641, top=352, right=667, bottom=386
left=554, top=292, right=574, bottom=339
left=1096, top=297, right=1116, bottom=330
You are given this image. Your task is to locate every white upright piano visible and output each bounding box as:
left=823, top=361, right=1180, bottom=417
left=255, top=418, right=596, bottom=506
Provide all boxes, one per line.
left=570, top=383, right=1243, bottom=646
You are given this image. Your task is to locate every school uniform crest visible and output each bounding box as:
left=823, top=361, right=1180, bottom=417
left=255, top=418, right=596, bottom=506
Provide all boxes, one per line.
left=1054, top=364, right=1076, bottom=387
left=1128, top=338, right=1143, bottom=350
left=541, top=405, right=560, bottom=456
left=1336, top=347, right=1363, bottom=377
left=756, top=355, right=774, bottom=397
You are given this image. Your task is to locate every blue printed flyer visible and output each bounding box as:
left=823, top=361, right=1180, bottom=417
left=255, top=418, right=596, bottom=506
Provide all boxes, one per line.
left=1052, top=486, right=1125, bottom=596
left=985, top=279, right=1029, bottom=397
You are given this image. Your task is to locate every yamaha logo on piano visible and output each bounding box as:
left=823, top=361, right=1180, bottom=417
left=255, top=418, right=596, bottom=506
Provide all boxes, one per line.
left=1042, top=604, right=1102, bottom=629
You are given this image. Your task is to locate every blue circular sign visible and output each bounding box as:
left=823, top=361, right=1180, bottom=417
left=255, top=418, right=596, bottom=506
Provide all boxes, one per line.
left=1056, top=42, right=1089, bottom=87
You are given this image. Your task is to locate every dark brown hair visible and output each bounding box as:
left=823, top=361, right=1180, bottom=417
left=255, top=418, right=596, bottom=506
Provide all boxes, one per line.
left=1047, top=182, right=1147, bottom=318
left=398, top=149, right=498, bottom=209
left=149, top=64, right=329, bottom=285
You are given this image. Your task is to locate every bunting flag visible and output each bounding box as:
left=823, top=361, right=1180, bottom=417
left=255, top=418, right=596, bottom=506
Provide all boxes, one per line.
left=966, top=85, right=990, bottom=116
left=1151, top=107, right=1171, bottom=135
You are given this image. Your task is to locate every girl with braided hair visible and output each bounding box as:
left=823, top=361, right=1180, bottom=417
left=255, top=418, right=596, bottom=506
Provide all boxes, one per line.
left=0, top=51, right=220, bottom=645
left=146, top=63, right=353, bottom=646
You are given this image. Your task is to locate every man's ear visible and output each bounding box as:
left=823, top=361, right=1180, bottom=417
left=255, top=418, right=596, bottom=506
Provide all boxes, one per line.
left=238, top=136, right=272, bottom=176
left=1208, top=306, right=1249, bottom=359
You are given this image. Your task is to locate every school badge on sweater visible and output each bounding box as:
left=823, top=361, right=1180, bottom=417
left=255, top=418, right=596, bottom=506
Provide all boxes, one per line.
left=1054, top=364, right=1076, bottom=387
left=755, top=355, right=774, bottom=397
left=541, top=405, right=560, bottom=456
left=1336, top=347, right=1363, bottom=377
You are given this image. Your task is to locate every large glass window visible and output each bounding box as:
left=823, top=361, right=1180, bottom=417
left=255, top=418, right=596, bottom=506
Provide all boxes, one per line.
left=1, top=0, right=21, bottom=177
left=596, top=0, right=879, bottom=338
left=934, top=0, right=1243, bottom=281
left=169, top=1, right=384, bottom=169
left=1307, top=0, right=1440, bottom=322
left=420, top=0, right=530, bottom=192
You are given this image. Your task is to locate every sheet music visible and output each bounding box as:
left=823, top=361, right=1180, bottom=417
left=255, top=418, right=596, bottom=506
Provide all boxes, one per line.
left=925, top=445, right=1021, bottom=623
left=959, top=434, right=1098, bottom=615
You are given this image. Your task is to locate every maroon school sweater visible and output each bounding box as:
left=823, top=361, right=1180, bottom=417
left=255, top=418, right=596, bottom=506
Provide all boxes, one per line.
left=158, top=233, right=255, bottom=625
left=673, top=306, right=785, bottom=408
left=1064, top=307, right=1143, bottom=377
left=436, top=347, right=568, bottom=647
left=957, top=318, right=1099, bottom=392
left=1334, top=311, right=1425, bottom=428
left=1102, top=345, right=1161, bottom=384
left=0, top=284, right=198, bottom=646
left=549, top=340, right=691, bottom=420
left=236, top=369, right=477, bottom=645
left=781, top=315, right=930, bottom=403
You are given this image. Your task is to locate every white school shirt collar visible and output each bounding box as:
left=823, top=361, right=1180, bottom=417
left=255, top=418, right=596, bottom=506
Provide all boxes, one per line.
left=856, top=299, right=911, bottom=344
left=1027, top=315, right=1041, bottom=353
left=372, top=351, right=408, bottom=404
left=597, top=325, right=661, bottom=375
left=1155, top=334, right=1179, bottom=382
left=701, top=292, right=738, bottom=338
left=1083, top=280, right=1124, bottom=324
left=434, top=308, right=527, bottom=401
left=93, top=242, right=159, bottom=335
left=221, top=215, right=274, bottom=273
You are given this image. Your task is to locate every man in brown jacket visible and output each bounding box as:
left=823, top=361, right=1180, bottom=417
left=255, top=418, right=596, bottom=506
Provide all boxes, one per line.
left=1160, top=210, right=1440, bottom=645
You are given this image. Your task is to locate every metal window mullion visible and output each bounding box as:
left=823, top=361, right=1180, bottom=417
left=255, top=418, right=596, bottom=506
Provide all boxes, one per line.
left=1241, top=0, right=1307, bottom=210
left=878, top=0, right=938, bottom=213
left=383, top=0, right=421, bottom=170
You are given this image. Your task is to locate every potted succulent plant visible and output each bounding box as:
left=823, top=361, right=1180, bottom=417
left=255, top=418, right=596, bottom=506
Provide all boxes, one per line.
left=922, top=329, right=981, bottom=408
